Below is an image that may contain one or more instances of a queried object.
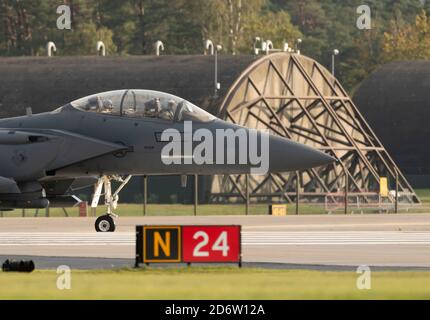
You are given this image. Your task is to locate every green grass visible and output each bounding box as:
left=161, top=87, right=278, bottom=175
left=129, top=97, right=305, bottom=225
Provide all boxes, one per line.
left=0, top=267, right=430, bottom=299
left=416, top=189, right=430, bottom=204
left=1, top=189, right=429, bottom=217
left=0, top=203, right=327, bottom=217
left=0, top=202, right=427, bottom=218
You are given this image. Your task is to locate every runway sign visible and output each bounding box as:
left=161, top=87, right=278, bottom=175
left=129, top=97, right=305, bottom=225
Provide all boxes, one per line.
left=135, top=225, right=241, bottom=266
left=182, top=226, right=241, bottom=263
left=137, top=226, right=181, bottom=263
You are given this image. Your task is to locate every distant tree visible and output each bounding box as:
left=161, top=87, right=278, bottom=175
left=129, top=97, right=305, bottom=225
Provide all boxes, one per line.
left=1, top=0, right=430, bottom=91
left=0, top=0, right=41, bottom=55
left=96, top=0, right=143, bottom=54
left=187, top=0, right=226, bottom=49
left=275, top=0, right=329, bottom=59
left=61, top=23, right=117, bottom=55
left=383, top=10, right=430, bottom=61
left=240, top=10, right=301, bottom=54
left=224, top=0, right=268, bottom=54
left=183, top=0, right=301, bottom=55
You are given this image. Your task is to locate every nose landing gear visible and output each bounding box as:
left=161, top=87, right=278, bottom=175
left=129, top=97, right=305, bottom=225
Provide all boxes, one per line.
left=95, top=214, right=116, bottom=232
left=91, top=175, right=132, bottom=232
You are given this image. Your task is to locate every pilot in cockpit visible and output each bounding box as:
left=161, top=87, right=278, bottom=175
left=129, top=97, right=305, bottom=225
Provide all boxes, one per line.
left=101, top=99, right=113, bottom=113
left=158, top=99, right=177, bottom=121
left=144, top=98, right=161, bottom=118
left=88, top=96, right=113, bottom=113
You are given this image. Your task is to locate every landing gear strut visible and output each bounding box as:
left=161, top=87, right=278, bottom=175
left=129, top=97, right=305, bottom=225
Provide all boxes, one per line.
left=91, top=175, right=132, bottom=232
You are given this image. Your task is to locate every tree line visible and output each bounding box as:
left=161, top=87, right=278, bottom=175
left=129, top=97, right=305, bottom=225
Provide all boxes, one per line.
left=0, top=0, right=429, bottom=92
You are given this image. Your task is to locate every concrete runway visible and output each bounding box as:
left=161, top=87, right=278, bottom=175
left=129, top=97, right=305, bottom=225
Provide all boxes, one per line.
left=1, top=214, right=430, bottom=269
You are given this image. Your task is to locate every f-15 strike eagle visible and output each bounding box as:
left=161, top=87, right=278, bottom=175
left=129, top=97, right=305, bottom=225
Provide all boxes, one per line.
left=0, top=90, right=334, bottom=232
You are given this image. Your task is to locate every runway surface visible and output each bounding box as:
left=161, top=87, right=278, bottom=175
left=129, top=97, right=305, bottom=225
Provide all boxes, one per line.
left=1, top=214, right=430, bottom=269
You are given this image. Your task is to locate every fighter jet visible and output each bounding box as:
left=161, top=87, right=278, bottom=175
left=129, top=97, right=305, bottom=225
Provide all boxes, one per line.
left=0, top=89, right=334, bottom=231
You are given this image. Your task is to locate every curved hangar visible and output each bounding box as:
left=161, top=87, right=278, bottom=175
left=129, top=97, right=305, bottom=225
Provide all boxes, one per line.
left=354, top=61, right=430, bottom=186
left=0, top=54, right=419, bottom=205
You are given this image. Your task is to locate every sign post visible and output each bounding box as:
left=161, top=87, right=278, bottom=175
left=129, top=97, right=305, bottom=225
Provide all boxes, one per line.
left=135, top=225, right=242, bottom=267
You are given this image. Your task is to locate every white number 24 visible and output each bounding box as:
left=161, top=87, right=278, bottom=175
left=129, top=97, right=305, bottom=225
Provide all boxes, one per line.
left=193, top=231, right=230, bottom=257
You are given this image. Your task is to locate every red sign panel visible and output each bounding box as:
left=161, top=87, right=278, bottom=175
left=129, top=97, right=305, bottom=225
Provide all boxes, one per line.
left=182, top=226, right=241, bottom=263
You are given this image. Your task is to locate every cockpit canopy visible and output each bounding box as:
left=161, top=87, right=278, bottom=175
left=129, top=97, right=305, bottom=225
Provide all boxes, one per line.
left=69, top=89, right=216, bottom=123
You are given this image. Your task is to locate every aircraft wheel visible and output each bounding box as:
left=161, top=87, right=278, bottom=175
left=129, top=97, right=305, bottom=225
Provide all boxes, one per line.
left=95, top=214, right=116, bottom=232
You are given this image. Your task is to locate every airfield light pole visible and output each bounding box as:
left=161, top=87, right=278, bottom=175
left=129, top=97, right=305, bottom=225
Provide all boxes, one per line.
left=395, top=169, right=399, bottom=214
left=344, top=167, right=349, bottom=215
left=214, top=45, right=222, bottom=97
left=245, top=174, right=250, bottom=216
left=143, top=175, right=148, bottom=216
left=332, top=49, right=339, bottom=76
left=296, top=172, right=300, bottom=215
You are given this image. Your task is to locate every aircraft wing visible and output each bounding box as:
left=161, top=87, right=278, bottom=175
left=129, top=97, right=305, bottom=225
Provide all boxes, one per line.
left=0, top=129, right=128, bottom=181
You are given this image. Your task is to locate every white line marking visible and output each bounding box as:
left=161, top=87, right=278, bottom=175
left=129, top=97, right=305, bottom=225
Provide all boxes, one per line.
left=1, top=232, right=430, bottom=246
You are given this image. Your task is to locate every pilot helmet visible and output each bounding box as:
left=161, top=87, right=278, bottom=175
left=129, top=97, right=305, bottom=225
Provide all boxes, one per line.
left=103, top=99, right=113, bottom=111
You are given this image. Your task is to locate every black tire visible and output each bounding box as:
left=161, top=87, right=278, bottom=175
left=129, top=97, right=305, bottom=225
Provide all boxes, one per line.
left=95, top=214, right=116, bottom=232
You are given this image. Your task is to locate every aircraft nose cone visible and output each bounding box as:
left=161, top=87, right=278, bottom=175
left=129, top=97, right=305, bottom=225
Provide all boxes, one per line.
left=269, top=135, right=335, bottom=172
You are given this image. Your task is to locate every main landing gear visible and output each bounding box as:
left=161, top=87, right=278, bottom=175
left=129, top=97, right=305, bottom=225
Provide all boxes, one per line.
left=91, top=175, right=132, bottom=232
